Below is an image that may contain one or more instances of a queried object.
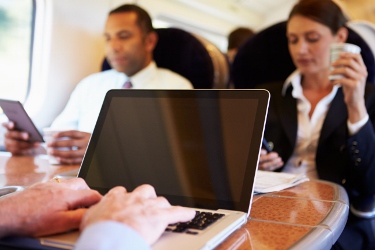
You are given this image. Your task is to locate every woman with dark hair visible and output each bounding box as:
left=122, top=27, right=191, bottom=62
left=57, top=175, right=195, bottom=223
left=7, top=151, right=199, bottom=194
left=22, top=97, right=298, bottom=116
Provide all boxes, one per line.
left=258, top=0, right=375, bottom=248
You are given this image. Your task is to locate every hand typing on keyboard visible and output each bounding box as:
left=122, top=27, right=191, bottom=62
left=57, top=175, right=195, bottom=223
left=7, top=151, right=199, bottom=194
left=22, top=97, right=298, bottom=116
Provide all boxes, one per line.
left=81, top=184, right=196, bottom=244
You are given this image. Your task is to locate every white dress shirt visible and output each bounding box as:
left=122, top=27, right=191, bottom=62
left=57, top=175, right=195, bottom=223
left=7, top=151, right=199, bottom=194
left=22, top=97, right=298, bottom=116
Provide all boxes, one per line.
left=50, top=61, right=193, bottom=133
left=281, top=70, right=368, bottom=179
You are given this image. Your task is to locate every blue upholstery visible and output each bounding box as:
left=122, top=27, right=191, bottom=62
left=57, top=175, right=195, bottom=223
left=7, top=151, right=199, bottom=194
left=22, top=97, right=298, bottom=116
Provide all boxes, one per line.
left=102, top=28, right=218, bottom=89
left=232, top=21, right=375, bottom=89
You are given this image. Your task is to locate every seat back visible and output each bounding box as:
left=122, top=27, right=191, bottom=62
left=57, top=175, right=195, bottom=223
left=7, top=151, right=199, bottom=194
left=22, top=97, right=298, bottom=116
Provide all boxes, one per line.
left=347, top=20, right=375, bottom=81
left=232, top=21, right=375, bottom=89
left=102, top=28, right=229, bottom=89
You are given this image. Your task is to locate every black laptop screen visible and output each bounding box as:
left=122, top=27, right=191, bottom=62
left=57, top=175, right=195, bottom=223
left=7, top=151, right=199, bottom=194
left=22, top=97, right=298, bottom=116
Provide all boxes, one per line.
left=79, top=90, right=269, bottom=213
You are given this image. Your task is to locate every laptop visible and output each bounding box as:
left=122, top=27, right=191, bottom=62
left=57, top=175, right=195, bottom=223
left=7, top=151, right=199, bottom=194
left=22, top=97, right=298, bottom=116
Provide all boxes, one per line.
left=40, top=89, right=270, bottom=250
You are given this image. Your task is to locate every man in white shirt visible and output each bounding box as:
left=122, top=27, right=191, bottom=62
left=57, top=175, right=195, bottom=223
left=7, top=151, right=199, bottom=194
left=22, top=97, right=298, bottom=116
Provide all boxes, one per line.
left=3, top=4, right=192, bottom=164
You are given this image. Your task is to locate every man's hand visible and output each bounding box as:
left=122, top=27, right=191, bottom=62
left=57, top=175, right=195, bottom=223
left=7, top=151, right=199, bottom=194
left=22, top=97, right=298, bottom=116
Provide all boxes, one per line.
left=2, top=121, right=39, bottom=155
left=0, top=178, right=102, bottom=238
left=81, top=184, right=196, bottom=245
left=46, top=130, right=91, bottom=164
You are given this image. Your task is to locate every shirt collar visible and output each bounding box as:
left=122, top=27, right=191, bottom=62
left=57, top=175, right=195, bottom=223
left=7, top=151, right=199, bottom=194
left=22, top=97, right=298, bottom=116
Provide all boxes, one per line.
left=281, top=70, right=340, bottom=99
left=127, top=61, right=156, bottom=87
left=282, top=70, right=300, bottom=96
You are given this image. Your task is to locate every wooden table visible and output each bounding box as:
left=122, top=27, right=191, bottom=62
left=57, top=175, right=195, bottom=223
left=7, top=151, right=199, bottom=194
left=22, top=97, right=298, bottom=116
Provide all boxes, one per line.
left=0, top=152, right=349, bottom=249
left=0, top=152, right=79, bottom=188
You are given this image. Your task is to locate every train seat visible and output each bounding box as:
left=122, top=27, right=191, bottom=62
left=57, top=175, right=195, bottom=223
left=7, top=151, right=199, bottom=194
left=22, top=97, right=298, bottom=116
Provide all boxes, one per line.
left=348, top=20, right=375, bottom=64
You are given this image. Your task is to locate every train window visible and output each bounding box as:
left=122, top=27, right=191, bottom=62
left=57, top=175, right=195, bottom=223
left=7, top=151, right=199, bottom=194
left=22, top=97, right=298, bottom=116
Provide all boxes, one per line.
left=0, top=0, right=35, bottom=104
left=153, top=18, right=227, bottom=52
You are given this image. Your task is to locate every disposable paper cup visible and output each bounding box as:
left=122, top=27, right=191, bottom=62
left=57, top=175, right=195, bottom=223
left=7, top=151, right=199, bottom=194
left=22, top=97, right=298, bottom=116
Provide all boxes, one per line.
left=329, top=43, right=361, bottom=80
left=43, top=128, right=71, bottom=165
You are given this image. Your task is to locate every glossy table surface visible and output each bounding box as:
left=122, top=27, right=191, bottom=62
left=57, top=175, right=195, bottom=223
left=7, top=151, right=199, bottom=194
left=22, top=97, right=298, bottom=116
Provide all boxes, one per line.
left=0, top=152, right=349, bottom=249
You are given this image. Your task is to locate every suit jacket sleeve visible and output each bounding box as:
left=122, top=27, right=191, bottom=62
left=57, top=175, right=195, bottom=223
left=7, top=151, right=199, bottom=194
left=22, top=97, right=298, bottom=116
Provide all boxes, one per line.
left=347, top=116, right=375, bottom=195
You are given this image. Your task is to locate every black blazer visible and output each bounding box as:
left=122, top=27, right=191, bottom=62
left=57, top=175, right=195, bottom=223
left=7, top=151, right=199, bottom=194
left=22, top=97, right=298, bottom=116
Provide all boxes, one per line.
left=259, top=82, right=375, bottom=200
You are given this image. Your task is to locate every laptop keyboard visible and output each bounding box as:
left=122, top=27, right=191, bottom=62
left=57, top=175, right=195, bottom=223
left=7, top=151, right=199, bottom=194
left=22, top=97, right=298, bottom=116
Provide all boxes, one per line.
left=166, top=211, right=225, bottom=235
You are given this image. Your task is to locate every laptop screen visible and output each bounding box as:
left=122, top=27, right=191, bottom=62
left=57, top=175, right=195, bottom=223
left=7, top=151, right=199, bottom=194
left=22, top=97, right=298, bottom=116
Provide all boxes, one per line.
left=79, top=90, right=269, bottom=213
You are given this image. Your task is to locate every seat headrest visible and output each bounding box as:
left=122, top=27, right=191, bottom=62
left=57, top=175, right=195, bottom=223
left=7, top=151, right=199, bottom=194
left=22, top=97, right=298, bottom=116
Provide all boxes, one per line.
left=346, top=24, right=375, bottom=83
left=154, top=28, right=215, bottom=89
left=232, top=22, right=295, bottom=89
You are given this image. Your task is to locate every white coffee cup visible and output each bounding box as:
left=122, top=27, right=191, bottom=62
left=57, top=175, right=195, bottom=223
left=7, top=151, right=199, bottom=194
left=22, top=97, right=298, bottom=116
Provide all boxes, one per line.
left=329, top=43, right=361, bottom=80
left=43, top=128, right=71, bottom=165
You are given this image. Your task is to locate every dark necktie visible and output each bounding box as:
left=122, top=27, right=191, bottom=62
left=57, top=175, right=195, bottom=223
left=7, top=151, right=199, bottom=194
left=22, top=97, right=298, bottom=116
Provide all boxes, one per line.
left=122, top=80, right=133, bottom=89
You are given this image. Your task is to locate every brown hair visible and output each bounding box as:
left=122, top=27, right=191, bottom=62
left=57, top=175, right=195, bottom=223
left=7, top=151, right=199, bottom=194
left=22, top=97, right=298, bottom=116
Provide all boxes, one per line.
left=288, top=0, right=348, bottom=34
left=109, top=4, right=154, bottom=34
left=228, top=27, right=254, bottom=50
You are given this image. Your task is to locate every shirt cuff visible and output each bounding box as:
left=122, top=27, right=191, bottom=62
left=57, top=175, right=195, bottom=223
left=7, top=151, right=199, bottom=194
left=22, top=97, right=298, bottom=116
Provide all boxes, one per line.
left=75, top=221, right=151, bottom=250
left=347, top=114, right=369, bottom=135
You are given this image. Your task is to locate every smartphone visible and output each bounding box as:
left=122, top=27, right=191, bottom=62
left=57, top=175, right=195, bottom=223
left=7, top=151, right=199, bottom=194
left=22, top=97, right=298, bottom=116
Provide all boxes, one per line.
left=262, top=138, right=273, bottom=153
left=0, top=99, right=44, bottom=142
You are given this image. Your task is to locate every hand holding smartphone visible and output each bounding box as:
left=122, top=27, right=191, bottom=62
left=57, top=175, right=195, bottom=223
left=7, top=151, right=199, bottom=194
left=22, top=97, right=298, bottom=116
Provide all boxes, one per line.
left=0, top=99, right=44, bottom=142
